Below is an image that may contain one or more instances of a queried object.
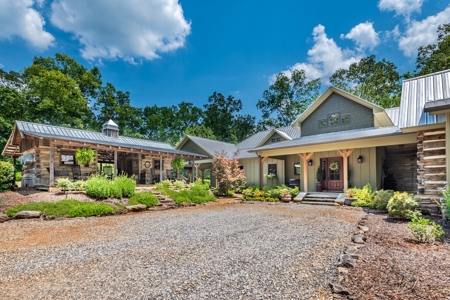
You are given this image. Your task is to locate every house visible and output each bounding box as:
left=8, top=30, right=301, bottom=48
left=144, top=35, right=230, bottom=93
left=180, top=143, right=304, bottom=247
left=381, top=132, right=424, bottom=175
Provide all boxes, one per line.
left=2, top=119, right=204, bottom=189
left=179, top=69, right=450, bottom=206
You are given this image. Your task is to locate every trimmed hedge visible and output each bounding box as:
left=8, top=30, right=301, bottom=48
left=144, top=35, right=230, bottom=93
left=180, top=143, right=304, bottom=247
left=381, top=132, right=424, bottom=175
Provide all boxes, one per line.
left=0, top=161, right=15, bottom=192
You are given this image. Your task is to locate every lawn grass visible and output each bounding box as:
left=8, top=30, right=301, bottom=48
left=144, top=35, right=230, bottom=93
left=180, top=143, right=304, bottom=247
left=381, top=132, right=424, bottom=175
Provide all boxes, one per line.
left=5, top=199, right=116, bottom=218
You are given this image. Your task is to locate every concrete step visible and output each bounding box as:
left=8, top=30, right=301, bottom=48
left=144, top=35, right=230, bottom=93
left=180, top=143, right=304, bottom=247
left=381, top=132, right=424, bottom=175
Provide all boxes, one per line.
left=303, top=197, right=336, bottom=202
left=300, top=201, right=336, bottom=206
left=306, top=193, right=340, bottom=198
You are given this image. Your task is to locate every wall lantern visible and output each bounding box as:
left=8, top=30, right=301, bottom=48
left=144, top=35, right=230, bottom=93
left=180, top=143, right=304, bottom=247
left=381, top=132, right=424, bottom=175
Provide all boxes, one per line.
left=308, top=159, right=313, bottom=166
left=357, top=155, right=363, bottom=164
left=56, top=147, right=61, bottom=153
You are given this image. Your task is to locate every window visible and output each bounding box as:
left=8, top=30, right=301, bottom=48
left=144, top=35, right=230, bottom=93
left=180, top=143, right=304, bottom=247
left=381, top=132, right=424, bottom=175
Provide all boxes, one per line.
left=271, top=137, right=281, bottom=143
left=61, top=152, right=75, bottom=165
left=319, top=119, right=327, bottom=127
left=239, top=165, right=244, bottom=170
left=268, top=164, right=277, bottom=175
left=328, top=113, right=339, bottom=126
left=153, top=160, right=161, bottom=170
left=341, top=115, right=350, bottom=124
left=294, top=163, right=301, bottom=175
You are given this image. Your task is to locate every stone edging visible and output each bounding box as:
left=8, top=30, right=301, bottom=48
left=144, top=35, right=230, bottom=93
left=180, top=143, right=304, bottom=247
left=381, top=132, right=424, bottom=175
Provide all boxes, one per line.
left=329, top=213, right=369, bottom=299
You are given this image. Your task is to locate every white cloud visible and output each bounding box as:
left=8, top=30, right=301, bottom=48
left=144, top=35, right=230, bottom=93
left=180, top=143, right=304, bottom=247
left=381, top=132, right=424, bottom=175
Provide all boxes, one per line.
left=0, top=0, right=54, bottom=49
left=385, top=25, right=401, bottom=41
left=0, top=63, right=4, bottom=69
left=378, top=0, right=425, bottom=20
left=271, top=25, right=362, bottom=84
left=341, top=22, right=380, bottom=50
left=398, top=6, right=450, bottom=56
left=50, top=0, right=191, bottom=62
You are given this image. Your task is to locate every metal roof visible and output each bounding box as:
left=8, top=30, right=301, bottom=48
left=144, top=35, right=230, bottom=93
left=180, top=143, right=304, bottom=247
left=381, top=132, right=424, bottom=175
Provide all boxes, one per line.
left=251, top=126, right=402, bottom=152
left=398, top=69, right=450, bottom=128
left=237, top=126, right=301, bottom=149
left=14, top=121, right=203, bottom=157
left=184, top=135, right=239, bottom=156
left=385, top=107, right=400, bottom=127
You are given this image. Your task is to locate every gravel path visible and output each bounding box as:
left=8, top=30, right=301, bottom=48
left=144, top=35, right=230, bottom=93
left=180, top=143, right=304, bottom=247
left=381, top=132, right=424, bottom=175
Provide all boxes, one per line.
left=0, top=203, right=363, bottom=299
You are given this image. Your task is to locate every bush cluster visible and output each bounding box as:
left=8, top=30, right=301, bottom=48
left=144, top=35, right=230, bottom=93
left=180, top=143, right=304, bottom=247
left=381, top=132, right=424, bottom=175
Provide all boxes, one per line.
left=241, top=185, right=298, bottom=202
left=407, top=211, right=444, bottom=243
left=373, top=189, right=394, bottom=210
left=442, top=185, right=450, bottom=220
left=128, top=192, right=159, bottom=207
left=5, top=199, right=116, bottom=218
left=85, top=175, right=136, bottom=199
left=387, top=192, right=419, bottom=218
left=15, top=171, right=22, bottom=182
left=347, top=184, right=374, bottom=207
left=155, top=181, right=215, bottom=204
left=56, top=178, right=87, bottom=192
left=0, top=161, right=15, bottom=192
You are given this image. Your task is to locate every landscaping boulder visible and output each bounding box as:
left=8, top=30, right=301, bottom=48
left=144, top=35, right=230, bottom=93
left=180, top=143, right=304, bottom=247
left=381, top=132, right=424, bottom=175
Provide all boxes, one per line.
left=40, top=214, right=55, bottom=221
left=125, top=204, right=147, bottom=212
left=329, top=282, right=350, bottom=295
left=337, top=254, right=357, bottom=268
left=337, top=267, right=348, bottom=283
left=15, top=211, right=41, bottom=219
left=351, top=234, right=366, bottom=244
left=358, top=225, right=369, bottom=232
left=148, top=205, right=170, bottom=211
left=0, top=213, right=10, bottom=223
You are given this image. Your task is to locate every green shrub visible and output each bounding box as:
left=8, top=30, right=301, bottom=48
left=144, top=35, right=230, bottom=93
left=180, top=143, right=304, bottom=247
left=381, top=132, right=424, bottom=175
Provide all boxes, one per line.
left=155, top=181, right=215, bottom=205
left=173, top=180, right=185, bottom=189
left=387, top=192, right=419, bottom=218
left=72, top=180, right=87, bottom=191
left=5, top=199, right=116, bottom=218
left=109, top=182, right=122, bottom=198
left=162, top=179, right=172, bottom=188
left=373, top=189, right=394, bottom=210
left=442, top=185, right=450, bottom=220
left=289, top=186, right=299, bottom=198
left=68, top=202, right=115, bottom=217
left=113, top=175, right=136, bottom=198
left=407, top=211, right=444, bottom=243
left=15, top=171, right=22, bottom=182
left=0, top=161, right=14, bottom=192
left=348, top=184, right=375, bottom=207
left=56, top=178, right=74, bottom=192
left=86, top=175, right=111, bottom=199
left=128, top=192, right=158, bottom=207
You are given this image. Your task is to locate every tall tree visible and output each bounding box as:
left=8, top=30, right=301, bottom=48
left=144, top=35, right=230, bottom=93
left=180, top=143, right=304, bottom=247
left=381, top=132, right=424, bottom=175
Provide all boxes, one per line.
left=184, top=125, right=216, bottom=140
left=26, top=69, right=91, bottom=128
left=330, top=55, right=401, bottom=108
left=233, top=114, right=256, bottom=142
left=203, top=92, right=243, bottom=143
left=257, top=69, right=321, bottom=128
left=416, top=23, right=450, bottom=75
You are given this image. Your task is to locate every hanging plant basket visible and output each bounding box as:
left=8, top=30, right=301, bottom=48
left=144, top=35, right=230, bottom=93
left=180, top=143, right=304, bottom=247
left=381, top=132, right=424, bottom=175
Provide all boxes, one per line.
left=75, top=147, right=96, bottom=167
left=329, top=161, right=339, bottom=171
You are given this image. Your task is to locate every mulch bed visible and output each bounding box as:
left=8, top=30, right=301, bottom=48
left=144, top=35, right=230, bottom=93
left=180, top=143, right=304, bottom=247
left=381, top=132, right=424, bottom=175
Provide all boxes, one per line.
left=346, top=210, right=450, bottom=299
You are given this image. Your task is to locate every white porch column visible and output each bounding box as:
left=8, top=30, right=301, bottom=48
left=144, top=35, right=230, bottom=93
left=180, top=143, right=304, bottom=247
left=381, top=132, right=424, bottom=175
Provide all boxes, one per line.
left=298, top=153, right=313, bottom=192
left=337, top=149, right=355, bottom=191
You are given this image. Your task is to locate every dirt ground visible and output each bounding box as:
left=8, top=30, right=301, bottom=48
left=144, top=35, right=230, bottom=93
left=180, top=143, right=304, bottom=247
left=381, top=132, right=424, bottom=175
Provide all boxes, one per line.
left=345, top=210, right=450, bottom=300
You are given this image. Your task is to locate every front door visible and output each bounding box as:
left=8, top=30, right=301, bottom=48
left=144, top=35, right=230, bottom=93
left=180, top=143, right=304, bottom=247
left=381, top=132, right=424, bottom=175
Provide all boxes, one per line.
left=320, top=157, right=343, bottom=191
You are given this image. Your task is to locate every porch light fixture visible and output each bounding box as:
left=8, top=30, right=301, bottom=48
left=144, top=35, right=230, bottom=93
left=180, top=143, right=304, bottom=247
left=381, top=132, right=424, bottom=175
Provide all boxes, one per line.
left=357, top=155, right=363, bottom=164
left=56, top=147, right=61, bottom=153
left=308, top=159, right=313, bottom=166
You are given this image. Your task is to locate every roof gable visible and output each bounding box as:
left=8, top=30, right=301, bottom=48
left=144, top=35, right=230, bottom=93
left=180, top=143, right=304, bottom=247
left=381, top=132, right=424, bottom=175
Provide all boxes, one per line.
left=176, top=135, right=238, bottom=157
left=398, top=69, right=450, bottom=128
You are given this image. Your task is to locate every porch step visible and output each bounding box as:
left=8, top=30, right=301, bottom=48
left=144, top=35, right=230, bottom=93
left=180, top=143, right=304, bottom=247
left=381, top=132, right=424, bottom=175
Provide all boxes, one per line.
left=299, top=192, right=340, bottom=206
left=301, top=201, right=337, bottom=206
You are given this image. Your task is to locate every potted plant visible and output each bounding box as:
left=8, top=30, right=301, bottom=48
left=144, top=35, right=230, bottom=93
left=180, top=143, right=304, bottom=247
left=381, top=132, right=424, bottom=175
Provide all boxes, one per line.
left=280, top=189, right=291, bottom=203
left=75, top=147, right=95, bottom=167
left=171, top=157, right=185, bottom=180
left=316, top=165, right=323, bottom=192
left=345, top=188, right=357, bottom=206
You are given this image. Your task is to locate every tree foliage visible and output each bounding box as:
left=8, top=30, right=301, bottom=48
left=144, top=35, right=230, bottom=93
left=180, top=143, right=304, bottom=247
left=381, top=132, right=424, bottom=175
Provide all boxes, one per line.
left=212, top=151, right=246, bottom=195
left=416, top=23, right=450, bottom=75
left=330, top=55, right=401, bottom=108
left=184, top=125, right=216, bottom=140
left=257, top=69, right=321, bottom=128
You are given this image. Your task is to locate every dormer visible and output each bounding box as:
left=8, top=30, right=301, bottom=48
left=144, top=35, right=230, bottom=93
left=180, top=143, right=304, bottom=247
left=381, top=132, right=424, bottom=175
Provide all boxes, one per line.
left=102, top=119, right=119, bottom=138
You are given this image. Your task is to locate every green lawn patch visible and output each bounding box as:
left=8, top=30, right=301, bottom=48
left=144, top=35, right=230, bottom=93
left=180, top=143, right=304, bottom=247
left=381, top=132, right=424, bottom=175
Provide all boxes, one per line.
left=5, top=199, right=116, bottom=218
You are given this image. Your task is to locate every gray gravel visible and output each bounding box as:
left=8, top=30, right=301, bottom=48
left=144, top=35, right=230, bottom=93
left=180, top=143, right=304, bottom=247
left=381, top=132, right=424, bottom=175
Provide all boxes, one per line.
left=0, top=203, right=362, bottom=299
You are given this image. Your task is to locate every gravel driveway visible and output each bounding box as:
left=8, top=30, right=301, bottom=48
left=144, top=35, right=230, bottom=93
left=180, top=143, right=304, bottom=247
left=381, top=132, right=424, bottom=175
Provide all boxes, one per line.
left=0, top=203, right=362, bottom=299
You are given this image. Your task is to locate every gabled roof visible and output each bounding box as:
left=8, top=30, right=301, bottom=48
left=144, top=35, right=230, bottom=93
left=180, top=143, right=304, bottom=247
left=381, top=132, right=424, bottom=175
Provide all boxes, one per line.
left=385, top=107, right=400, bottom=127
left=237, top=126, right=301, bottom=149
left=291, top=86, right=386, bottom=127
left=251, top=126, right=402, bottom=153
left=176, top=135, right=238, bottom=157
left=3, top=121, right=204, bottom=157
left=398, top=69, right=450, bottom=128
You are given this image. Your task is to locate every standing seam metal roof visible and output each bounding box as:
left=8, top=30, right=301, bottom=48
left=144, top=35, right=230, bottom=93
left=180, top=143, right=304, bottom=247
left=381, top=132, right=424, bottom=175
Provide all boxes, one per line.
left=398, top=69, right=450, bottom=128
left=15, top=121, right=202, bottom=156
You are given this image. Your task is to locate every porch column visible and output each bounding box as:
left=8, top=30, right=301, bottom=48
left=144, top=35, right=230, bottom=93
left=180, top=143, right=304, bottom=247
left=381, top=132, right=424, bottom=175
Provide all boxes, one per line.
left=160, top=155, right=163, bottom=182
left=260, top=156, right=268, bottom=190
left=446, top=113, right=450, bottom=184
left=298, top=152, right=313, bottom=192
left=337, top=149, right=355, bottom=191
left=50, top=143, right=54, bottom=186
left=114, top=150, right=117, bottom=177
left=192, top=158, right=196, bottom=182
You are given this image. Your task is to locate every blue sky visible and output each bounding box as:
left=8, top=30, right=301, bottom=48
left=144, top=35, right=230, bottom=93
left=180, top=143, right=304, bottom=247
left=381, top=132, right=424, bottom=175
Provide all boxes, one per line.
left=0, top=0, right=449, bottom=118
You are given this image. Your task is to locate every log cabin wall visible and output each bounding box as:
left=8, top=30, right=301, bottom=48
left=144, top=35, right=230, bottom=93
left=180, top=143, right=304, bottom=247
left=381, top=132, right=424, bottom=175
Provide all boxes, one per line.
left=383, top=144, right=418, bottom=192
left=417, top=128, right=445, bottom=213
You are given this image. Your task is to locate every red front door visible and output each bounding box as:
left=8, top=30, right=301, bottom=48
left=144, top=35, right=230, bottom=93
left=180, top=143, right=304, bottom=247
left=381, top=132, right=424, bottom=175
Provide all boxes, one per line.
left=320, top=157, right=343, bottom=191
